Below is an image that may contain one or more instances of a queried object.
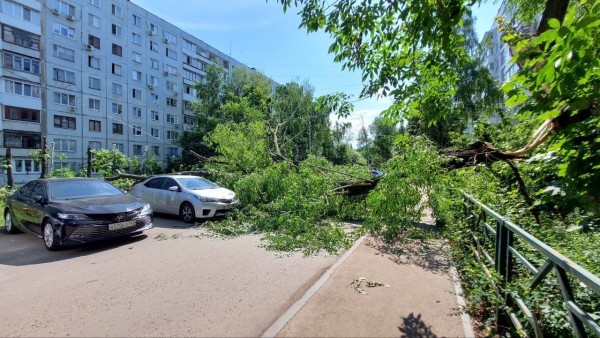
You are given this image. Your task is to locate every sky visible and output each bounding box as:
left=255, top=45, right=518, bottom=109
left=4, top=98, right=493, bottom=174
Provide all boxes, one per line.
left=133, top=0, right=501, bottom=143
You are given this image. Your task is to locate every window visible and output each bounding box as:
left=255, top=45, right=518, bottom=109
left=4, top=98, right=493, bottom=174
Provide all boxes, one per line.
left=113, top=143, right=124, bottom=152
left=53, top=23, right=75, bottom=39
left=132, top=88, right=142, bottom=99
left=88, top=14, right=100, bottom=28
left=150, top=93, right=159, bottom=104
left=88, top=77, right=100, bottom=90
left=89, top=141, right=102, bottom=150
left=183, top=39, right=195, bottom=51
left=112, top=83, right=122, bottom=95
left=88, top=56, right=100, bottom=69
left=131, top=14, right=141, bottom=27
left=53, top=68, right=75, bottom=84
left=164, top=31, right=177, bottom=44
left=149, top=23, right=159, bottom=35
left=89, top=120, right=101, bottom=132
left=5, top=80, right=40, bottom=98
left=184, top=54, right=203, bottom=69
left=111, top=4, right=122, bottom=17
left=183, top=100, right=190, bottom=110
left=4, top=106, right=39, bottom=122
left=54, top=115, right=76, bottom=129
left=111, top=24, right=122, bottom=37
left=166, top=48, right=177, bottom=60
left=166, top=81, right=178, bottom=92
left=184, top=116, right=196, bottom=125
left=88, top=0, right=99, bottom=7
left=53, top=45, right=74, bottom=62
left=167, top=130, right=179, bottom=140
left=133, top=144, right=143, bottom=155
left=184, top=84, right=197, bottom=96
left=150, top=41, right=158, bottom=52
left=167, top=147, right=179, bottom=156
left=166, top=98, right=178, bottom=107
left=149, top=76, right=159, bottom=87
left=54, top=139, right=76, bottom=152
left=132, top=107, right=142, bottom=118
left=112, top=43, right=122, bottom=56
left=184, top=69, right=200, bottom=81
left=152, top=146, right=160, bottom=156
left=4, top=131, right=41, bottom=149
left=2, top=25, right=40, bottom=50
left=88, top=98, right=100, bottom=111
left=151, top=58, right=159, bottom=69
left=112, top=103, right=122, bottom=114
left=53, top=0, right=74, bottom=16
left=151, top=111, right=159, bottom=121
left=132, top=126, right=142, bottom=136
left=3, top=52, right=40, bottom=74
left=13, top=159, right=41, bottom=173
left=166, top=114, right=178, bottom=124
left=112, top=63, right=122, bottom=75
left=131, top=32, right=141, bottom=45
left=151, top=128, right=159, bottom=137
left=132, top=51, right=142, bottom=63
left=2, top=1, right=40, bottom=24
left=166, top=64, right=178, bottom=76
left=53, top=92, right=76, bottom=106
left=112, top=123, right=123, bottom=134
left=132, top=70, right=142, bottom=81
left=88, top=35, right=100, bottom=49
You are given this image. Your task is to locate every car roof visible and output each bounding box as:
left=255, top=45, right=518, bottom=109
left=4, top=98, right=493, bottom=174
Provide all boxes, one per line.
left=148, top=175, right=202, bottom=179
left=38, top=178, right=107, bottom=183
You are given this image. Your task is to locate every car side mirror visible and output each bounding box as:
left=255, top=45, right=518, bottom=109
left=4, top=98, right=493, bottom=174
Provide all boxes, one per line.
left=34, top=195, right=46, bottom=204
left=168, top=186, right=179, bottom=192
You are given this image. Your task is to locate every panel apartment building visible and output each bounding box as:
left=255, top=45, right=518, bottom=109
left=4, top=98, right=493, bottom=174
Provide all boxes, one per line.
left=0, top=0, right=247, bottom=184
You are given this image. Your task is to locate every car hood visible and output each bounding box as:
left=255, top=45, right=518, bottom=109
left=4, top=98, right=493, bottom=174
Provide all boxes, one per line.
left=51, top=195, right=147, bottom=214
left=191, top=187, right=236, bottom=199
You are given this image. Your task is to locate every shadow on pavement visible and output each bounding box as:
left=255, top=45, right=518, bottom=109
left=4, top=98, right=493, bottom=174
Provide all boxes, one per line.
left=364, top=237, right=451, bottom=274
left=398, top=313, right=438, bottom=338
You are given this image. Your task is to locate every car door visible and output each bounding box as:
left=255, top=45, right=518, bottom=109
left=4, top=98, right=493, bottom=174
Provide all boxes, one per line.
left=139, top=177, right=164, bottom=212
left=160, top=178, right=182, bottom=215
left=10, top=181, right=36, bottom=231
left=23, top=182, right=47, bottom=234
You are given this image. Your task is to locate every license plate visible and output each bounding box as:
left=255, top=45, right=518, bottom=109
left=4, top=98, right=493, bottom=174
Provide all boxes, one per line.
left=108, top=220, right=136, bottom=231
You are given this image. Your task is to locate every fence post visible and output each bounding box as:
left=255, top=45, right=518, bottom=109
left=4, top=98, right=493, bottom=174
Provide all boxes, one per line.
left=6, top=148, right=13, bottom=188
left=87, top=146, right=92, bottom=178
left=495, top=218, right=511, bottom=331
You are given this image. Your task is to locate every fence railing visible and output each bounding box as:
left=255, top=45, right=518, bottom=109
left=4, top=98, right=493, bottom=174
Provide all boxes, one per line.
left=461, top=191, right=600, bottom=337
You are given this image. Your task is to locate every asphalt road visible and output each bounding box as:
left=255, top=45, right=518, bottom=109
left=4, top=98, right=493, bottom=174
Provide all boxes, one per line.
left=0, top=215, right=337, bottom=337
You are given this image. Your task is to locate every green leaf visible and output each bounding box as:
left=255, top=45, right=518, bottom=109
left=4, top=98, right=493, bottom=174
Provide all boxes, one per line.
left=548, top=18, right=561, bottom=29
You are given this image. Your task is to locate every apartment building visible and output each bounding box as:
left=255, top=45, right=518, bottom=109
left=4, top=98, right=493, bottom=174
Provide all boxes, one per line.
left=1, top=0, right=247, bottom=184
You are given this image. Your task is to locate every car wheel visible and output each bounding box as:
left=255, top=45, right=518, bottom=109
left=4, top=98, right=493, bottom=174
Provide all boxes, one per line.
left=43, top=221, right=60, bottom=251
left=4, top=210, right=19, bottom=234
left=179, top=202, right=195, bottom=223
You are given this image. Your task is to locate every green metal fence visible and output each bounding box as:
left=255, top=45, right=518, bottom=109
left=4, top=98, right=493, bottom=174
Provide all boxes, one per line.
left=462, top=191, right=600, bottom=337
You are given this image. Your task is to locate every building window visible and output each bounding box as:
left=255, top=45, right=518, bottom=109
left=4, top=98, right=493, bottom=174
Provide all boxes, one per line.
left=132, top=51, right=142, bottom=63
left=5, top=80, right=40, bottom=98
left=2, top=0, right=40, bottom=24
left=131, top=14, right=141, bottom=27
left=53, top=92, right=76, bottom=106
left=112, top=43, right=122, bottom=56
left=4, top=106, right=39, bottom=122
left=167, top=147, right=178, bottom=156
left=88, top=14, right=100, bottom=28
left=132, top=126, right=142, bottom=136
left=54, top=115, right=76, bottom=129
left=53, top=68, right=75, bottom=84
left=152, top=146, right=160, bottom=156
left=3, top=52, right=40, bottom=74
left=53, top=23, right=75, bottom=39
left=131, top=32, right=141, bottom=45
left=133, top=144, right=143, bottom=155
left=112, top=103, right=122, bottom=114
left=2, top=25, right=40, bottom=50
left=112, top=83, right=122, bottom=95
left=132, top=88, right=142, bottom=99
left=111, top=4, right=122, bottom=17
left=13, top=159, right=41, bottom=173
left=184, top=84, right=197, bottom=96
left=151, top=128, right=159, bottom=138
left=89, top=120, right=101, bottom=132
left=132, top=70, right=142, bottom=81
left=88, top=77, right=100, bottom=90
left=88, top=56, right=100, bottom=69
left=166, top=64, right=178, bottom=76
left=88, top=98, right=100, bottom=111
left=164, top=31, right=177, bottom=44
left=150, top=93, right=159, bottom=104
left=151, top=58, right=159, bottom=69
left=89, top=141, right=102, bottom=150
left=112, top=123, right=123, bottom=135
left=112, top=63, right=122, bottom=76
left=132, top=107, right=142, bottom=118
left=111, top=24, right=122, bottom=37
left=54, top=139, right=76, bottom=152
left=150, top=41, right=158, bottom=52
left=166, top=48, right=177, bottom=60
left=167, top=130, right=179, bottom=140
left=149, top=23, right=159, bottom=35
left=183, top=39, right=195, bottom=51
left=151, top=111, right=159, bottom=121
left=149, top=76, right=159, bottom=87
left=88, top=35, right=100, bottom=49
left=184, top=115, right=196, bottom=125
left=4, top=131, right=41, bottom=149
left=53, top=0, right=74, bottom=15
left=166, top=114, right=178, bottom=124
left=112, top=143, right=124, bottom=152
left=88, top=0, right=99, bottom=7
left=53, top=45, right=74, bottom=62
left=166, top=98, right=178, bottom=108
left=166, top=81, right=178, bottom=92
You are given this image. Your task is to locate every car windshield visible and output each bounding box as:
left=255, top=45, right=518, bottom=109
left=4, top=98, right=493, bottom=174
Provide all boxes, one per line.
left=176, top=177, right=218, bottom=190
left=50, top=180, right=124, bottom=200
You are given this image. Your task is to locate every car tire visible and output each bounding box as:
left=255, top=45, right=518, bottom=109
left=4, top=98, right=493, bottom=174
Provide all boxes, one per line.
left=42, top=221, right=60, bottom=251
left=179, top=202, right=195, bottom=223
left=4, top=210, right=19, bottom=234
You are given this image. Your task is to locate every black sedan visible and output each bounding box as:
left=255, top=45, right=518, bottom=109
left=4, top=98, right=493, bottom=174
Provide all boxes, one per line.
left=4, top=178, right=153, bottom=250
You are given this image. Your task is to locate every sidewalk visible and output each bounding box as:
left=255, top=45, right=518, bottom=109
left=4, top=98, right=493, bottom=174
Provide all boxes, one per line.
left=264, top=236, right=474, bottom=337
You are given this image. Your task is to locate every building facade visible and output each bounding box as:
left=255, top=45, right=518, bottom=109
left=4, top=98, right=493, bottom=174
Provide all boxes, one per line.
left=1, top=0, right=247, bottom=184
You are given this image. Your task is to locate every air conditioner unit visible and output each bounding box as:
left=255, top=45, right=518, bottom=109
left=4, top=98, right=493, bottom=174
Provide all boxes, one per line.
left=85, top=44, right=93, bottom=51
left=147, top=84, right=154, bottom=90
left=52, top=8, right=60, bottom=15
left=66, top=15, right=75, bottom=21
left=148, top=30, right=154, bottom=36
left=163, top=38, right=169, bottom=44
left=69, top=106, right=76, bottom=112
left=163, top=71, right=169, bottom=76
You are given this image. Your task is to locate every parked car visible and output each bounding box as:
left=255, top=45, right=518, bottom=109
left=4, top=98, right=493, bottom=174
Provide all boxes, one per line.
left=4, top=178, right=153, bottom=250
left=130, top=175, right=238, bottom=223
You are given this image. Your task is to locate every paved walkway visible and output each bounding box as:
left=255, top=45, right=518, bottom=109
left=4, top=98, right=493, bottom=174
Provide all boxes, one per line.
left=264, top=236, right=475, bottom=337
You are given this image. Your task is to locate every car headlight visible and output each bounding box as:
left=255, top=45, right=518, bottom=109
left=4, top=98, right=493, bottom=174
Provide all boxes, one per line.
left=195, top=195, right=219, bottom=203
left=140, top=203, right=152, bottom=214
left=57, top=213, right=91, bottom=220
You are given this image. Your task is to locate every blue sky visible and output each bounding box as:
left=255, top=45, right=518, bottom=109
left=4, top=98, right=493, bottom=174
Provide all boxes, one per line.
left=133, top=0, right=501, bottom=142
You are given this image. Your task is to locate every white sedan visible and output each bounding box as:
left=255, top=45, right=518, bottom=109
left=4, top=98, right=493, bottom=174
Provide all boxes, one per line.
left=131, top=175, right=238, bottom=223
